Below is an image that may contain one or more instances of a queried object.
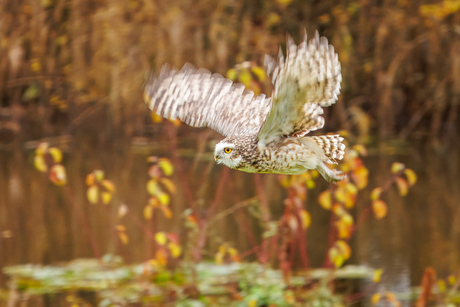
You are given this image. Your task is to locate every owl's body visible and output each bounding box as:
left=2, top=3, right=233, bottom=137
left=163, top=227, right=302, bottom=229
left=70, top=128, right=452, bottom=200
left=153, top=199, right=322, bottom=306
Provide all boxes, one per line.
left=144, top=31, right=346, bottom=182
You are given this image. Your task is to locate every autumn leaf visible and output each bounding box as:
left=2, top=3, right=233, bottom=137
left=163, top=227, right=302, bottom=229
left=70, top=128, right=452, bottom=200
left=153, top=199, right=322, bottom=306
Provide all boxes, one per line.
left=86, top=173, right=96, bottom=186
left=158, top=159, right=174, bottom=176
left=160, top=205, right=172, bottom=219
left=404, top=169, right=417, bottom=186
left=373, top=269, right=383, bottom=283
left=395, top=177, right=408, bottom=196
left=143, top=205, right=153, bottom=220
left=319, top=190, right=332, bottom=210
left=391, top=162, right=405, bottom=174
left=156, top=248, right=168, bottom=266
left=48, top=147, right=62, bottom=163
left=94, top=170, right=104, bottom=181
left=226, top=68, right=237, bottom=80
left=158, top=192, right=170, bottom=205
left=371, top=187, right=382, bottom=200
left=215, top=251, right=225, bottom=265
left=352, top=165, right=369, bottom=189
left=155, top=232, right=167, bottom=245
left=34, top=155, right=48, bottom=172
left=101, top=180, right=115, bottom=192
left=371, top=293, right=381, bottom=304
left=168, top=242, right=182, bottom=258
left=372, top=200, right=388, bottom=219
left=87, top=185, right=99, bottom=204
left=299, top=210, right=311, bottom=229
left=147, top=179, right=161, bottom=196
left=101, top=192, right=112, bottom=204
left=160, top=177, right=176, bottom=194
left=352, top=144, right=368, bottom=156
left=49, top=164, right=67, bottom=185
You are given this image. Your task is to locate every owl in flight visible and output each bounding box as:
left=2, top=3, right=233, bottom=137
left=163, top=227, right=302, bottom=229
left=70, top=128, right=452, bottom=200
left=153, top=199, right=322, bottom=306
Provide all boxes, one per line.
left=144, top=31, right=346, bottom=182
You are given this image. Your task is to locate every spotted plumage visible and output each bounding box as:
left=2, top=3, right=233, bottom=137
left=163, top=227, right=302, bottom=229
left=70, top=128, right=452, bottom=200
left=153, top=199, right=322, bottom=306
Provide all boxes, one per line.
left=144, top=31, right=346, bottom=182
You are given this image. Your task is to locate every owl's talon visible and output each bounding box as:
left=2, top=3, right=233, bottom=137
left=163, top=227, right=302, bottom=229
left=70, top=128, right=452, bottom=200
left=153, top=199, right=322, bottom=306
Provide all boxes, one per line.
left=317, top=163, right=346, bottom=183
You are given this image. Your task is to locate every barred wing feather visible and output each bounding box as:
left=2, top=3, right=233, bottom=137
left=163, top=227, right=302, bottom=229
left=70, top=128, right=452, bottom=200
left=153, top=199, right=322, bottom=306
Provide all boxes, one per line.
left=258, top=31, right=342, bottom=146
left=144, top=63, right=271, bottom=137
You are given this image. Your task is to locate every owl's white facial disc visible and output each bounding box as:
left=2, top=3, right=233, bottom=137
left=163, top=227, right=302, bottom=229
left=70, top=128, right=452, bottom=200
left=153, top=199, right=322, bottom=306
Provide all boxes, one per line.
left=214, top=141, right=242, bottom=168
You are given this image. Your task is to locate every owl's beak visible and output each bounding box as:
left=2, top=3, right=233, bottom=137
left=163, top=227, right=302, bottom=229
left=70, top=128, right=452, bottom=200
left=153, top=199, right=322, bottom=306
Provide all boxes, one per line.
left=214, top=154, right=220, bottom=161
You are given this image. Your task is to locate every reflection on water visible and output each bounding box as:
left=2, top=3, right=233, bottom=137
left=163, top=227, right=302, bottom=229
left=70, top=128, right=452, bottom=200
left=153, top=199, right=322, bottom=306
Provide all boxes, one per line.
left=0, top=131, right=459, bottom=293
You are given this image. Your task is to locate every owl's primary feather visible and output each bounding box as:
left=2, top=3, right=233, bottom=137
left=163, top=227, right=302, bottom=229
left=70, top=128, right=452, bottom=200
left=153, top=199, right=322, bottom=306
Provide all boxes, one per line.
left=144, top=31, right=346, bottom=182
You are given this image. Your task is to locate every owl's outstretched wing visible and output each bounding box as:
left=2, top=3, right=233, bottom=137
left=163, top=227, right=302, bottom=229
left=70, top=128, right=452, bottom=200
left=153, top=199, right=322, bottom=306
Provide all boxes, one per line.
left=144, top=63, right=271, bottom=137
left=258, top=31, right=342, bottom=146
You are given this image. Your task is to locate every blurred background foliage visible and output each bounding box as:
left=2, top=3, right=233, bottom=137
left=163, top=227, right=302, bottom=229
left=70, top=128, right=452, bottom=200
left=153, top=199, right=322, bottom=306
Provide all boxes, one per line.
left=0, top=0, right=460, bottom=305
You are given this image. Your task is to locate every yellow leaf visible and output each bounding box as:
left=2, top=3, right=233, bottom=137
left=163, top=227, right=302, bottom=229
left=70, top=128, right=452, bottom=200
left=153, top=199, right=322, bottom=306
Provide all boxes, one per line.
left=149, top=197, right=160, bottom=208
left=146, top=179, right=161, bottom=196
left=336, top=240, right=351, bottom=259
left=151, top=113, right=163, bottom=123
left=335, top=220, right=352, bottom=239
left=404, top=169, right=417, bottom=186
left=438, top=280, right=446, bottom=292
left=48, top=147, right=62, bottom=163
left=155, top=232, right=167, bottom=245
left=332, top=203, right=346, bottom=216
left=168, top=243, right=182, bottom=258
left=371, top=187, right=382, bottom=200
left=251, top=66, right=266, bottom=81
left=391, top=162, right=405, bottom=174
left=143, top=205, right=153, bottom=220
left=311, top=170, right=319, bottom=178
left=116, top=225, right=126, bottom=231
left=228, top=247, right=238, bottom=256
left=94, top=170, right=104, bottom=181
left=87, top=185, right=99, bottom=204
left=156, top=249, right=168, bottom=266
left=226, top=68, right=237, bottom=81
left=218, top=244, right=227, bottom=255
left=353, top=166, right=369, bottom=189
left=86, top=173, right=95, bottom=186
left=35, top=142, right=49, bottom=155
left=239, top=70, right=252, bottom=86
left=279, top=175, right=291, bottom=188
left=160, top=177, right=176, bottom=194
left=49, top=164, right=67, bottom=186
left=395, top=177, right=408, bottom=196
left=34, top=155, right=48, bottom=172
left=318, top=190, right=332, bottom=210
left=101, top=192, right=112, bottom=204
left=158, top=193, right=170, bottom=205
left=276, top=0, right=293, bottom=6
left=31, top=58, right=41, bottom=72
left=373, top=269, right=383, bottom=283
left=299, top=210, right=311, bottom=229
left=248, top=300, right=257, bottom=307
left=329, top=247, right=344, bottom=268
left=118, top=232, right=129, bottom=245
left=448, top=275, right=456, bottom=285
left=101, top=180, right=115, bottom=192
left=215, top=251, right=224, bottom=265
left=306, top=179, right=315, bottom=189
left=372, top=200, right=387, bottom=219
left=158, top=159, right=174, bottom=176
left=371, top=293, right=381, bottom=304
left=160, top=205, right=172, bottom=219
left=352, top=144, right=368, bottom=156
left=345, top=183, right=358, bottom=195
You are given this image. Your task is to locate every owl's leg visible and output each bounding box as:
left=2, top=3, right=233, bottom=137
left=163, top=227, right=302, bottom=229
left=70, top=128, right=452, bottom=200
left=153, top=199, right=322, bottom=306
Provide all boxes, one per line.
left=316, top=162, right=346, bottom=183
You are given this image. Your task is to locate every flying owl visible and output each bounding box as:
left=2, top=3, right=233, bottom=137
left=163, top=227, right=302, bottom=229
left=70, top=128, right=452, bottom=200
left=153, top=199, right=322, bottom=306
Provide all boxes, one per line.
left=144, top=31, right=346, bottom=182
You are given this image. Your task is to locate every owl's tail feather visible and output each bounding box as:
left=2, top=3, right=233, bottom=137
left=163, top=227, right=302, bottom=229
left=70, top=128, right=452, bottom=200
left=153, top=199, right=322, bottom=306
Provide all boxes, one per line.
left=308, top=135, right=345, bottom=164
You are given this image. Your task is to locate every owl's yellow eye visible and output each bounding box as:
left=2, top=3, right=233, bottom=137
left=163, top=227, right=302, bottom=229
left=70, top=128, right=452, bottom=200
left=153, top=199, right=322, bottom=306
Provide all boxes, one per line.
left=224, top=147, right=232, bottom=154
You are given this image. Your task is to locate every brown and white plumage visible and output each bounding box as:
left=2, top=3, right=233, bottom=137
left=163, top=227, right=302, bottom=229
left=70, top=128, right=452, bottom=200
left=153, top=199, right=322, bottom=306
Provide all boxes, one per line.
left=144, top=31, right=346, bottom=182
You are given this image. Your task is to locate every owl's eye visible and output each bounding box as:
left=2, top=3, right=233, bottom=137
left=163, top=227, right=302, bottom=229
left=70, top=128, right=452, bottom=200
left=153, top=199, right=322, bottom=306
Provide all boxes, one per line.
left=224, top=147, right=232, bottom=154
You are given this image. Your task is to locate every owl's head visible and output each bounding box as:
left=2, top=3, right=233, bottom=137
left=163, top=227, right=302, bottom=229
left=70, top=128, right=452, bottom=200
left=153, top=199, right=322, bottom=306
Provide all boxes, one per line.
left=214, top=140, right=243, bottom=169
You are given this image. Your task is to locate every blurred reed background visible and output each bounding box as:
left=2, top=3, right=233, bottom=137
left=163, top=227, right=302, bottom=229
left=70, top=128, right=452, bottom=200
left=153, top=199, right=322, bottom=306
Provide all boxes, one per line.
left=0, top=0, right=459, bottom=290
